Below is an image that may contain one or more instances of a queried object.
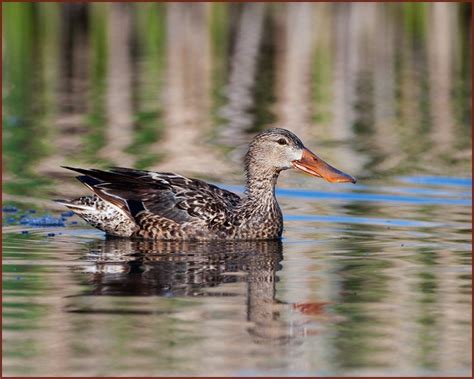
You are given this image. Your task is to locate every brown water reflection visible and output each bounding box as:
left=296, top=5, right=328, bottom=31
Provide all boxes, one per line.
left=2, top=2, right=472, bottom=377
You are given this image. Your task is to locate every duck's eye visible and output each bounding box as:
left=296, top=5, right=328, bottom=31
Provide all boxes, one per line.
left=277, top=138, right=288, bottom=145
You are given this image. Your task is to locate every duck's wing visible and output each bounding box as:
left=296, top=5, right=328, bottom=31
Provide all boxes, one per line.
left=63, top=166, right=241, bottom=224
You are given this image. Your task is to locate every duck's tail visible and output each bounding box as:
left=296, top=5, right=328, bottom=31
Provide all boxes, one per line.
left=54, top=196, right=138, bottom=237
left=54, top=198, right=96, bottom=212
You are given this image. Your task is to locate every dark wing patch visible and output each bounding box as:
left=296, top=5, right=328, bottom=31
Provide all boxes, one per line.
left=75, top=172, right=131, bottom=215
left=63, top=166, right=241, bottom=225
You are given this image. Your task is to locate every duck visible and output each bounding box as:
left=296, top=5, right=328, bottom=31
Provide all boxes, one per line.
left=56, top=128, right=356, bottom=240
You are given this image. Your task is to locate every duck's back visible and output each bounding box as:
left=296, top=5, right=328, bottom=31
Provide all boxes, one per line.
left=58, top=167, right=242, bottom=239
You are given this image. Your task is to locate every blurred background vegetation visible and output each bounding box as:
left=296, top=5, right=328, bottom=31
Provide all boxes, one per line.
left=2, top=2, right=472, bottom=201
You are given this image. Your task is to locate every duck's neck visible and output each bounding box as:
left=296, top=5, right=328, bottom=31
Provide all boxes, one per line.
left=237, top=162, right=283, bottom=239
left=244, top=165, right=280, bottom=200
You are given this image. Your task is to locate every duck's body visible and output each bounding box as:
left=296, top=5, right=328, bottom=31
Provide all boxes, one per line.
left=57, top=129, right=355, bottom=240
left=59, top=169, right=283, bottom=240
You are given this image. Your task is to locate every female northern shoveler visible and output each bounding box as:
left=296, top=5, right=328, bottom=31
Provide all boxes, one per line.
left=56, top=128, right=356, bottom=240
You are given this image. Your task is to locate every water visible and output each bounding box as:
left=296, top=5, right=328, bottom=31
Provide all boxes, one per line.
left=2, top=3, right=472, bottom=377
left=3, top=176, right=471, bottom=376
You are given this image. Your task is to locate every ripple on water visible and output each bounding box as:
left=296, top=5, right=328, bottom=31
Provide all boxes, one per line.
left=1, top=175, right=472, bottom=377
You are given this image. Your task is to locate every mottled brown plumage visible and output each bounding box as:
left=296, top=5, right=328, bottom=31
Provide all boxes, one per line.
left=56, top=128, right=356, bottom=240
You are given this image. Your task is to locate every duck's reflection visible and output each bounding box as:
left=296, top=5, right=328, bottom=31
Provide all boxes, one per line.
left=75, top=238, right=331, bottom=342
left=78, top=238, right=294, bottom=341
left=81, top=238, right=283, bottom=297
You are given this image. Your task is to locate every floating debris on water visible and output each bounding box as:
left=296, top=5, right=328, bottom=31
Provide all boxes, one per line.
left=2, top=205, right=18, bottom=213
left=20, top=215, right=65, bottom=227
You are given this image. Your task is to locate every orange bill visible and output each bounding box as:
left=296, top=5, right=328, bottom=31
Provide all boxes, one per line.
left=292, top=148, right=356, bottom=183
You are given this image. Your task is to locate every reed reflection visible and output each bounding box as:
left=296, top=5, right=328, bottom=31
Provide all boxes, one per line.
left=102, top=3, right=134, bottom=166
left=3, top=2, right=471, bottom=201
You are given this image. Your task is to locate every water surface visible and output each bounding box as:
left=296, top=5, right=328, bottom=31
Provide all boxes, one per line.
left=2, top=2, right=472, bottom=377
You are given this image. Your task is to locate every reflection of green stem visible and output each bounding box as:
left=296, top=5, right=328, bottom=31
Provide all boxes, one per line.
left=453, top=3, right=472, bottom=146
left=414, top=248, right=439, bottom=369
left=3, top=2, right=34, bottom=177
left=3, top=231, right=49, bottom=365
left=129, top=3, right=166, bottom=169
left=3, top=3, right=51, bottom=196
left=402, top=2, right=428, bottom=42
left=331, top=254, right=391, bottom=368
left=312, top=46, right=333, bottom=125
left=36, top=2, right=60, bottom=159
left=83, top=2, right=108, bottom=163
left=209, top=3, right=229, bottom=133
left=251, top=11, right=275, bottom=133
left=393, top=3, right=430, bottom=170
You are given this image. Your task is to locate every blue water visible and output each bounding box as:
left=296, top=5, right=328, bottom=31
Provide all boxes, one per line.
left=221, top=175, right=472, bottom=207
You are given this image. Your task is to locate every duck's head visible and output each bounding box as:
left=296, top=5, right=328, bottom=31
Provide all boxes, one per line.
left=245, top=128, right=356, bottom=183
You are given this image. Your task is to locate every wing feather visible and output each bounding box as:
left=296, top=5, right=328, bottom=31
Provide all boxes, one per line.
left=63, top=166, right=241, bottom=225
